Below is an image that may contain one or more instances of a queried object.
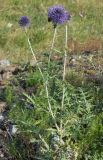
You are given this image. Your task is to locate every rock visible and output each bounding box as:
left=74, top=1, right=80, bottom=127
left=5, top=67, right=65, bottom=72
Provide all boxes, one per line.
left=2, top=71, right=12, bottom=81
left=9, top=125, right=18, bottom=135
left=0, top=113, right=5, bottom=132
left=0, top=60, right=10, bottom=72
left=0, top=114, right=4, bottom=122
left=0, top=60, right=10, bottom=67
left=25, top=104, right=35, bottom=110
left=0, top=102, right=6, bottom=113
left=7, top=122, right=18, bottom=136
left=7, top=23, right=13, bottom=28
left=30, top=59, right=37, bottom=67
left=0, top=150, right=4, bottom=158
left=5, top=65, right=20, bottom=73
left=0, top=65, right=19, bottom=74
left=0, top=60, right=21, bottom=86
left=0, top=59, right=20, bottom=73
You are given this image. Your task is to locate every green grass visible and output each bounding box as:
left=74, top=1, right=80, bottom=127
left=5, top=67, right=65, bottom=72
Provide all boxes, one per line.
left=0, top=0, right=103, bottom=62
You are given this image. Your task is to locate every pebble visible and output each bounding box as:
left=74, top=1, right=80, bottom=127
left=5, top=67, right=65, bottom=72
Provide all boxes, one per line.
left=7, top=123, right=18, bottom=136
left=0, top=102, right=6, bottom=113
left=0, top=114, right=4, bottom=122
left=0, top=60, right=10, bottom=67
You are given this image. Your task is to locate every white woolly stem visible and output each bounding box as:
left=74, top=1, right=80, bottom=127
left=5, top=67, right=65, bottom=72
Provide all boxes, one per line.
left=61, top=25, right=68, bottom=110
left=27, top=37, right=44, bottom=81
left=48, top=27, right=57, bottom=63
left=60, top=25, right=68, bottom=142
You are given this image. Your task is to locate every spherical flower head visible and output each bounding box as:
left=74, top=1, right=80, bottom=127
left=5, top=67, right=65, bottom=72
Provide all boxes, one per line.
left=48, top=5, right=71, bottom=27
left=19, top=16, right=30, bottom=27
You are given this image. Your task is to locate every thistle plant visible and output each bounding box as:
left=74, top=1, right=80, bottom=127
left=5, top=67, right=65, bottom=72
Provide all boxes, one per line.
left=19, top=16, right=59, bottom=132
left=47, top=5, right=71, bottom=106
left=48, top=5, right=71, bottom=139
left=48, top=5, right=70, bottom=27
left=19, top=16, right=30, bottom=28
left=48, top=5, right=70, bottom=62
left=18, top=6, right=72, bottom=158
left=3, top=2, right=102, bottom=159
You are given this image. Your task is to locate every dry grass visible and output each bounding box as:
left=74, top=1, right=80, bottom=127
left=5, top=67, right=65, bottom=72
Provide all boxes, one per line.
left=68, top=38, right=102, bottom=53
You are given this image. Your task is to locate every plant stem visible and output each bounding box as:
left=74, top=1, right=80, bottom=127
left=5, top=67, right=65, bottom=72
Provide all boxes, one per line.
left=48, top=27, right=57, bottom=63
left=24, top=30, right=59, bottom=132
left=61, top=25, right=68, bottom=110
left=60, top=25, right=68, bottom=143
left=47, top=28, right=57, bottom=82
left=27, top=35, right=44, bottom=81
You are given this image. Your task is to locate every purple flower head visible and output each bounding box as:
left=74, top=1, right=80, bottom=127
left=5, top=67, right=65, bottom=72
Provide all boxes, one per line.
left=19, top=16, right=30, bottom=27
left=48, top=5, right=70, bottom=27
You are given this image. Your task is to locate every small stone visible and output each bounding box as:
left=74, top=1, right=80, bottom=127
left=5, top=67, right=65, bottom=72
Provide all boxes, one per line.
left=11, top=125, right=18, bottom=135
left=0, top=60, right=10, bottom=66
left=25, top=104, right=35, bottom=109
left=49, top=134, right=60, bottom=150
left=7, top=123, right=18, bottom=136
left=0, top=153, right=4, bottom=158
left=2, top=71, right=12, bottom=80
left=7, top=65, right=19, bottom=73
left=0, top=60, right=11, bottom=73
left=0, top=114, right=4, bottom=122
left=0, top=102, right=6, bottom=113
left=30, top=59, right=37, bottom=67
left=7, top=23, right=13, bottom=28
